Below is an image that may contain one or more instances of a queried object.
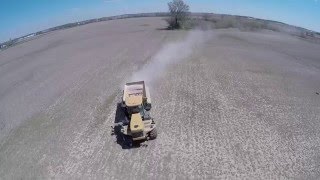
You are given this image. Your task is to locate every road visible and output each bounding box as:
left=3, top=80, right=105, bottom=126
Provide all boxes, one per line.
left=0, top=17, right=320, bottom=179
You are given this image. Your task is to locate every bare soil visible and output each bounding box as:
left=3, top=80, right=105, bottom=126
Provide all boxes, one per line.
left=0, top=17, right=320, bottom=179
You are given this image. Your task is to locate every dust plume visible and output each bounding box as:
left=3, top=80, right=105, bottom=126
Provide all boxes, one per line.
left=130, top=30, right=212, bottom=86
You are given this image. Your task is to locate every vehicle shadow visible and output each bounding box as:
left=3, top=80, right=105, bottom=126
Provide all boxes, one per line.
left=113, top=103, right=143, bottom=149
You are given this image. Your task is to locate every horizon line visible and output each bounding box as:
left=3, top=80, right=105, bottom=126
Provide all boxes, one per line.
left=1, top=12, right=318, bottom=45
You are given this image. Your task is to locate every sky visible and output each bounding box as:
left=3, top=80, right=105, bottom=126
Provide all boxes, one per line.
left=1, top=0, right=319, bottom=42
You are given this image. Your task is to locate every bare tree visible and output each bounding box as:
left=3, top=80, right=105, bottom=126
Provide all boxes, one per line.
left=166, top=0, right=190, bottom=29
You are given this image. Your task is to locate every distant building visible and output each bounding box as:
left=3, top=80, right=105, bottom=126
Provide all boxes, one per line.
left=0, top=44, right=7, bottom=49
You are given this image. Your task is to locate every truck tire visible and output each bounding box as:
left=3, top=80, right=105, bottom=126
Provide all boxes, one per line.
left=149, top=128, right=157, bottom=140
left=145, top=103, right=151, bottom=111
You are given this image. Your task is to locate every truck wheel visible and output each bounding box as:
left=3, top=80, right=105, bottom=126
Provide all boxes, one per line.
left=145, top=104, right=151, bottom=111
left=149, top=128, right=157, bottom=140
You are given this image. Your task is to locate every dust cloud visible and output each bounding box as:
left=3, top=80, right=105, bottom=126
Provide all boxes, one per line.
left=130, top=30, right=212, bottom=86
